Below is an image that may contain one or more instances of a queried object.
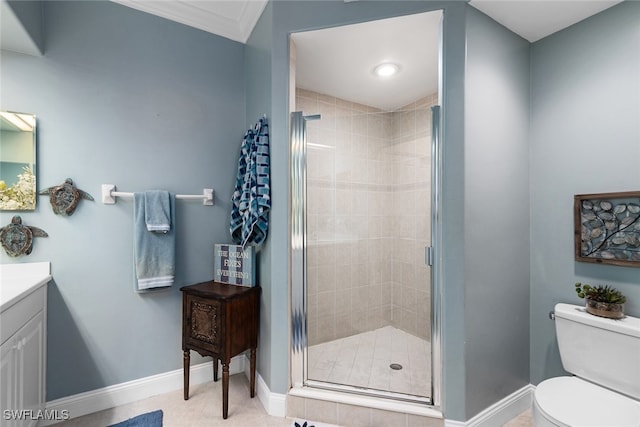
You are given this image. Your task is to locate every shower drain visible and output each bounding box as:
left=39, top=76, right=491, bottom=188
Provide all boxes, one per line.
left=389, top=363, right=403, bottom=370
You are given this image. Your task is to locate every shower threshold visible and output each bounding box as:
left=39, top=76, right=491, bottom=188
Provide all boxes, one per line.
left=289, top=383, right=441, bottom=419
left=305, top=379, right=430, bottom=405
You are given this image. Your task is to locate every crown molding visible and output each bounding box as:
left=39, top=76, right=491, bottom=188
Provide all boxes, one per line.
left=111, top=0, right=267, bottom=43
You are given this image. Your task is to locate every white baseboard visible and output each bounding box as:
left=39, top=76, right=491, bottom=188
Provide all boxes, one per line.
left=444, top=384, right=534, bottom=427
left=242, top=354, right=287, bottom=417
left=42, top=355, right=246, bottom=426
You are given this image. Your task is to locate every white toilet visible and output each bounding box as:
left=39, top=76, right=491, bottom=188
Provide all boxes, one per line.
left=533, top=303, right=640, bottom=427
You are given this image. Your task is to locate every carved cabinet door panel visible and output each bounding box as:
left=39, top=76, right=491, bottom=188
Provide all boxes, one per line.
left=184, top=295, right=222, bottom=356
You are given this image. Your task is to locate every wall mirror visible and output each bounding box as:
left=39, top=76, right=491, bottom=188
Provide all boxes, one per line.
left=0, top=110, right=37, bottom=210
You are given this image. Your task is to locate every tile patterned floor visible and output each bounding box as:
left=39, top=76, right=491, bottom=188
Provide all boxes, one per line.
left=503, top=409, right=533, bottom=427
left=308, top=326, right=431, bottom=397
left=52, top=375, right=292, bottom=427
left=51, top=372, right=532, bottom=427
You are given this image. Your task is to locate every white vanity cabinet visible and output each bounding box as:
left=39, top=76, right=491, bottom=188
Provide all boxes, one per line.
left=1, top=263, right=50, bottom=427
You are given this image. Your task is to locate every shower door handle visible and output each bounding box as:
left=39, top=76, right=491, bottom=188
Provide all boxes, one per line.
left=425, top=246, right=433, bottom=266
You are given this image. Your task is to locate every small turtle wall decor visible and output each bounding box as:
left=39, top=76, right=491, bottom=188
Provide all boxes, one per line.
left=0, top=215, right=48, bottom=257
left=39, top=178, right=94, bottom=216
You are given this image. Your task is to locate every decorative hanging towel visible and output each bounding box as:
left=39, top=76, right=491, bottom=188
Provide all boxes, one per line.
left=230, top=116, right=271, bottom=248
left=133, top=191, right=176, bottom=292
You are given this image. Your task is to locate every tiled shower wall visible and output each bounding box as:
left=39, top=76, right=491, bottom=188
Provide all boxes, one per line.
left=297, top=88, right=436, bottom=346
left=389, top=95, right=435, bottom=341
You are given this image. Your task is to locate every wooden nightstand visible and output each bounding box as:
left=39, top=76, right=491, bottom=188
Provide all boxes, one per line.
left=181, top=281, right=260, bottom=419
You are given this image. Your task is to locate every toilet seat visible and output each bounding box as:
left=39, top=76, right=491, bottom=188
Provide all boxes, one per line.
left=534, top=376, right=640, bottom=427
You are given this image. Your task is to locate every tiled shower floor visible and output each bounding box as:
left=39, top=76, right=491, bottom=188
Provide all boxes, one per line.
left=308, top=326, right=431, bottom=397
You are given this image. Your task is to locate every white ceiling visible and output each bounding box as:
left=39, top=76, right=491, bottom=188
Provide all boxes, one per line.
left=110, top=0, right=623, bottom=44
left=292, top=11, right=441, bottom=112
left=110, top=0, right=268, bottom=43
left=468, top=0, right=623, bottom=43
left=1, top=0, right=43, bottom=56
left=108, top=0, right=623, bottom=111
left=3, top=1, right=623, bottom=110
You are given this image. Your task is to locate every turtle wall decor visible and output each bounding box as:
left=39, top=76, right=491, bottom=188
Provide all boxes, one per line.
left=39, top=178, right=94, bottom=216
left=0, top=215, right=48, bottom=257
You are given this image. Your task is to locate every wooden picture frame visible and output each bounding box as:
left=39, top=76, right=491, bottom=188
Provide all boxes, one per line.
left=574, top=191, right=640, bottom=267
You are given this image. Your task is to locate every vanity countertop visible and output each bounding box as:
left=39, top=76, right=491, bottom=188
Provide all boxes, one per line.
left=0, top=262, right=51, bottom=313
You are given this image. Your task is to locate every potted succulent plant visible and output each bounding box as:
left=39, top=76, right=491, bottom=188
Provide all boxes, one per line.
left=575, top=282, right=626, bottom=319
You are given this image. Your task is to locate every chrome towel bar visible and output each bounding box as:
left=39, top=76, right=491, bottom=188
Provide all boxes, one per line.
left=101, top=184, right=214, bottom=206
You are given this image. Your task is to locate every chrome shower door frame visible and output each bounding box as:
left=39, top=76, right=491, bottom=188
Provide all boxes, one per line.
left=290, top=111, right=318, bottom=390
left=430, top=105, right=443, bottom=407
left=290, top=107, right=443, bottom=408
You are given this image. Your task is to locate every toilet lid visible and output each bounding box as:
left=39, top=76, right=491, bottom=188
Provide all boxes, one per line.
left=536, top=377, right=640, bottom=427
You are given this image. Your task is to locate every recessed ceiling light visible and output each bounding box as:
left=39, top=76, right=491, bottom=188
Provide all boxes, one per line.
left=373, top=63, right=400, bottom=78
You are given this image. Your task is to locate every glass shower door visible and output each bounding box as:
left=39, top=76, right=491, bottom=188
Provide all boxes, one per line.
left=291, top=92, right=438, bottom=403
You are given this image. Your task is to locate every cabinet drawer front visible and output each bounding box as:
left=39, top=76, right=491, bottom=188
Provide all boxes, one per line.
left=186, top=296, right=221, bottom=352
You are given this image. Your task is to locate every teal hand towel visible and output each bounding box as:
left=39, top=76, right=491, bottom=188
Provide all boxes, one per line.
left=134, top=192, right=175, bottom=292
left=144, top=190, right=171, bottom=232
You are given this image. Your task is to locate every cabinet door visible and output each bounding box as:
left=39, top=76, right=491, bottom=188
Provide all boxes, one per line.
left=0, top=311, right=44, bottom=427
left=1, top=337, right=17, bottom=427
left=19, top=311, right=45, bottom=426
left=185, top=295, right=222, bottom=355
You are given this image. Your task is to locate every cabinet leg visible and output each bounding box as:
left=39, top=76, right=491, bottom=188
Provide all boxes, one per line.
left=213, top=358, right=218, bottom=382
left=183, top=351, right=190, bottom=400
left=250, top=348, right=256, bottom=398
left=222, top=362, right=230, bottom=419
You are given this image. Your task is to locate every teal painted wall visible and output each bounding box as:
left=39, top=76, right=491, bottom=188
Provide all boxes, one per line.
left=1, top=1, right=245, bottom=400
left=529, top=1, right=640, bottom=384
left=3, top=0, right=636, bottom=422
left=464, top=7, right=531, bottom=419
left=250, top=0, right=470, bottom=419
left=244, top=0, right=275, bottom=391
left=438, top=3, right=468, bottom=420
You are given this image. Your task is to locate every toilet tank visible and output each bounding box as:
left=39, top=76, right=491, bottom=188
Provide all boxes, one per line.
left=554, top=303, right=640, bottom=400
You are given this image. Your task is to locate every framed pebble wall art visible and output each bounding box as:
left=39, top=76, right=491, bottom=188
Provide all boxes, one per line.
left=574, top=191, right=640, bottom=267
